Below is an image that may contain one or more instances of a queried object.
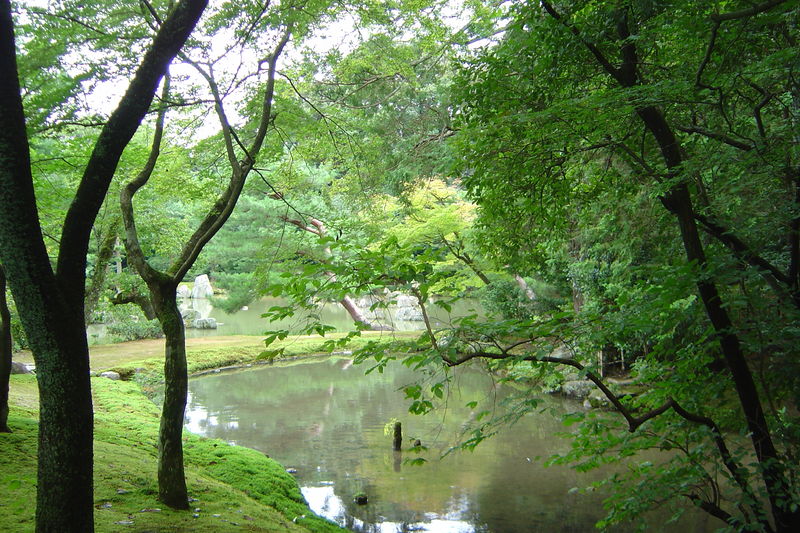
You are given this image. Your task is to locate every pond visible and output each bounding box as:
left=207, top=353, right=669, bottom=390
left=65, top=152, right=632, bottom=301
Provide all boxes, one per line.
left=186, top=357, right=714, bottom=532
left=88, top=296, right=482, bottom=343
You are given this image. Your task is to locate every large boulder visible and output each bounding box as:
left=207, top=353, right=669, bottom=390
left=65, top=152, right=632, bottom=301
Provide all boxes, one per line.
left=562, top=380, right=595, bottom=400
left=181, top=307, right=201, bottom=322
left=192, top=317, right=218, bottom=329
left=191, top=274, right=214, bottom=299
left=99, top=371, right=121, bottom=381
left=176, top=284, right=191, bottom=299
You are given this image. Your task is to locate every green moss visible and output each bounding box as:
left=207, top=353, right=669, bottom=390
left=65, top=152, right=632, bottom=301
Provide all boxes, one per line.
left=1, top=375, right=345, bottom=532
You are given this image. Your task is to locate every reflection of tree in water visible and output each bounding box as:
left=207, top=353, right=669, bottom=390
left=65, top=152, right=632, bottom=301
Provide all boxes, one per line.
left=186, top=357, right=711, bottom=532
left=187, top=358, right=370, bottom=475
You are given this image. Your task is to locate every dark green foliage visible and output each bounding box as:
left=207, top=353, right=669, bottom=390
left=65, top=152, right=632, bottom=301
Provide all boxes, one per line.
left=209, top=272, right=257, bottom=314
left=106, top=318, right=164, bottom=342
left=479, top=280, right=562, bottom=320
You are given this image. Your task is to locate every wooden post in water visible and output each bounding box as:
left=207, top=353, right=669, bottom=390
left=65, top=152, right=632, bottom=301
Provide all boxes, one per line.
left=393, top=421, right=402, bottom=451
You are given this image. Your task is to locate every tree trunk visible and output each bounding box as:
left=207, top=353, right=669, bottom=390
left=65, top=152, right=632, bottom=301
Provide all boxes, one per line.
left=630, top=30, right=796, bottom=533
left=539, top=4, right=799, bottom=528
left=513, top=274, right=536, bottom=300
left=118, top=23, right=289, bottom=510
left=0, top=265, right=12, bottom=432
left=84, top=218, right=120, bottom=325
left=152, top=283, right=189, bottom=509
left=637, top=106, right=798, bottom=533
left=411, top=287, right=438, bottom=350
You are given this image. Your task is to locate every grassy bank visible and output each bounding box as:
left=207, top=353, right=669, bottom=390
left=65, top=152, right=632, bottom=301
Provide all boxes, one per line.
left=12, top=330, right=418, bottom=378
left=2, top=331, right=420, bottom=532
left=1, top=374, right=346, bottom=532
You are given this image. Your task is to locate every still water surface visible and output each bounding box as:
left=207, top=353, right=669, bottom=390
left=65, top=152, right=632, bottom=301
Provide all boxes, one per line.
left=88, top=297, right=481, bottom=343
left=186, top=357, right=713, bottom=532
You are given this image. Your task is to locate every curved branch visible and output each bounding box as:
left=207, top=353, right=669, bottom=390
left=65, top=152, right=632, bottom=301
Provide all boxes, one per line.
left=120, top=76, right=171, bottom=285
left=692, top=211, right=799, bottom=308
left=711, top=0, right=787, bottom=22
left=695, top=21, right=720, bottom=89
left=441, top=348, right=760, bottom=516
left=56, top=0, right=208, bottom=306
left=676, top=125, right=754, bottom=151
left=182, top=58, right=241, bottom=173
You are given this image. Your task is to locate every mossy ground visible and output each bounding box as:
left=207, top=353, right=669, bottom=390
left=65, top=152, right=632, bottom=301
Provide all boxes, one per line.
left=1, top=374, right=343, bottom=532
left=2, top=331, right=420, bottom=532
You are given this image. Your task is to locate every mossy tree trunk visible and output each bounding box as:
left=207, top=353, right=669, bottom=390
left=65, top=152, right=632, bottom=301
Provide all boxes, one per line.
left=0, top=1, right=207, bottom=530
left=120, top=28, right=291, bottom=509
left=151, top=282, right=189, bottom=508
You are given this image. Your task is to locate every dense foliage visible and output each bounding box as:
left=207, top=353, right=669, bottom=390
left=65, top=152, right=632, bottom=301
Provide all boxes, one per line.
left=2, top=0, right=799, bottom=531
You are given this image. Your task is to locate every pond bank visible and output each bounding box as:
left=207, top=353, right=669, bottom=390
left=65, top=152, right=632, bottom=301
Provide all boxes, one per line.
left=1, top=374, right=345, bottom=532
left=2, top=332, right=417, bottom=532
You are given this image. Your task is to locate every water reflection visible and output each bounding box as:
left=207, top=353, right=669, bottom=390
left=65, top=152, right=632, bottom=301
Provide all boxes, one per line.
left=186, top=357, right=712, bottom=532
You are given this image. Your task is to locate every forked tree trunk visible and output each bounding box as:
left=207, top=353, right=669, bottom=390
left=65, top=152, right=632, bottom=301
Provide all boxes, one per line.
left=120, top=25, right=291, bottom=510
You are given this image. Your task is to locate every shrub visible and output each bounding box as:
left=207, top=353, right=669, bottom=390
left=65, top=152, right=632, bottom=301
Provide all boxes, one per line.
left=106, top=318, right=163, bottom=342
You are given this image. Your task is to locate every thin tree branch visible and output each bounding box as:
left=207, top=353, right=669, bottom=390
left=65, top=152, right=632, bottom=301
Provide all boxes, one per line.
left=711, top=0, right=787, bottom=22
left=676, top=125, right=754, bottom=151
left=171, top=26, right=291, bottom=282
left=540, top=1, right=623, bottom=82
left=696, top=21, right=721, bottom=89
left=441, top=348, right=762, bottom=525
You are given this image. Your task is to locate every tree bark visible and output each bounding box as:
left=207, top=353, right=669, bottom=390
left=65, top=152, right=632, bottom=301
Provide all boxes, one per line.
left=151, top=282, right=189, bottom=509
left=513, top=274, right=536, bottom=300
left=0, top=265, right=12, bottom=433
